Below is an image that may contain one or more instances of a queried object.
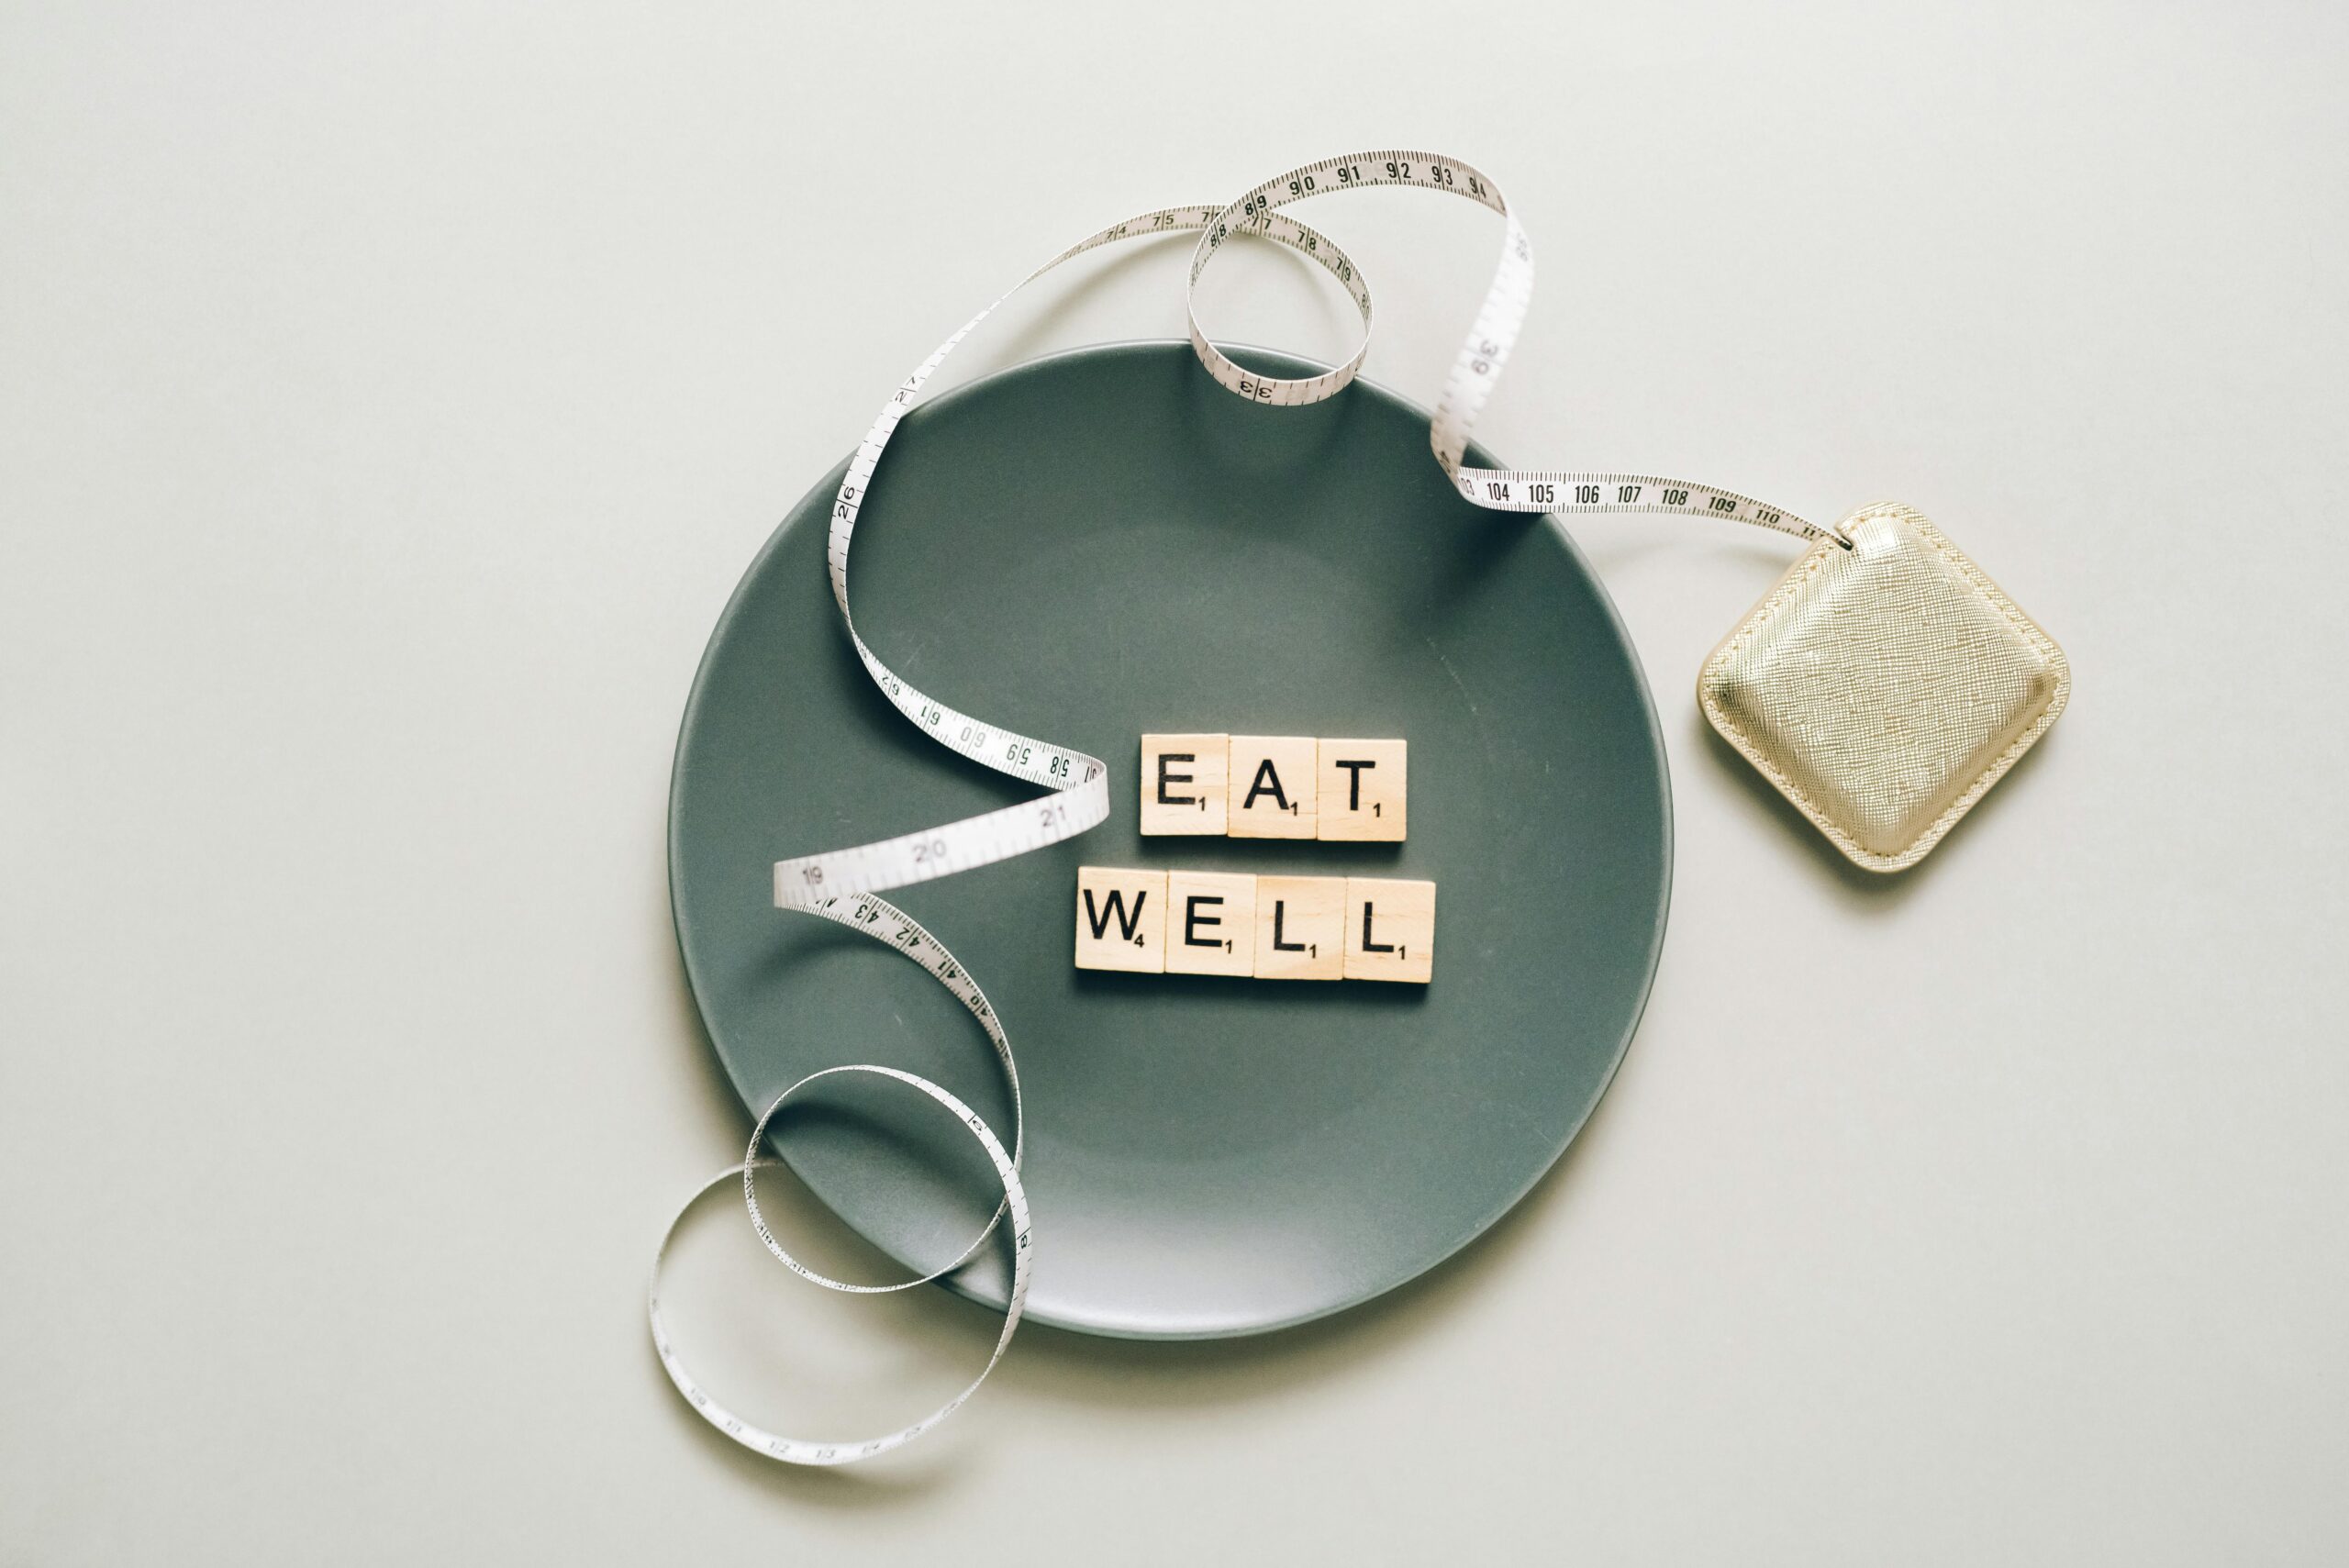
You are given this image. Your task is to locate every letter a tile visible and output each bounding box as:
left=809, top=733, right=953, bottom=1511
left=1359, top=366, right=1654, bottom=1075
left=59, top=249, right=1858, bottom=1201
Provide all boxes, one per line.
left=1228, top=736, right=1318, bottom=839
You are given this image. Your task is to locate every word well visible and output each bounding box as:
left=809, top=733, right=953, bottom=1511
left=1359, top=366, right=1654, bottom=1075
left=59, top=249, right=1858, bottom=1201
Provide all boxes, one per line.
left=1074, top=868, right=1433, bottom=984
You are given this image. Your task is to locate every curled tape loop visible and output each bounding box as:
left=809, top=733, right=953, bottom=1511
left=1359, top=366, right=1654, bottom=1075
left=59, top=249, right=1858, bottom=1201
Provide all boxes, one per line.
left=649, top=1066, right=1031, bottom=1467
left=655, top=150, right=1834, bottom=1464
left=740, top=901, right=1020, bottom=1289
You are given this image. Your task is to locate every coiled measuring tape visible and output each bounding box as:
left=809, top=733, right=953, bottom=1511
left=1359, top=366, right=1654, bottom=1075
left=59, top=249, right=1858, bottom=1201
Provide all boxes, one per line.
left=651, top=150, right=1838, bottom=1465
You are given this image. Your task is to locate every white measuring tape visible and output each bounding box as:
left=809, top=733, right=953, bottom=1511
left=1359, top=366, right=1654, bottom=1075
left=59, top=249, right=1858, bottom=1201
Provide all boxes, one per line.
left=653, top=150, right=1835, bottom=1463
left=650, top=1065, right=1030, bottom=1466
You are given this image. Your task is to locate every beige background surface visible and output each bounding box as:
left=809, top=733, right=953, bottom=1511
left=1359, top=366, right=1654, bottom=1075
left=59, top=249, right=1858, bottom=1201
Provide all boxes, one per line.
left=5, top=2, right=2345, bottom=1562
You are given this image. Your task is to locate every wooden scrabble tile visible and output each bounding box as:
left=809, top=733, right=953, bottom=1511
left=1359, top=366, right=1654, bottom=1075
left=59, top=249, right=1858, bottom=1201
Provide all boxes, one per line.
left=1227, top=736, right=1318, bottom=839
left=1253, top=875, right=1345, bottom=981
left=1164, top=870, right=1257, bottom=977
left=1317, top=738, right=1408, bottom=841
left=1140, top=733, right=1229, bottom=836
left=1343, top=877, right=1435, bottom=984
left=1073, top=866, right=1166, bottom=973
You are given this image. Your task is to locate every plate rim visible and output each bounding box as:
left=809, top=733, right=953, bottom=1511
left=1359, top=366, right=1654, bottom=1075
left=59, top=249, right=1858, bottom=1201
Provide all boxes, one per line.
left=666, top=338, right=1674, bottom=1339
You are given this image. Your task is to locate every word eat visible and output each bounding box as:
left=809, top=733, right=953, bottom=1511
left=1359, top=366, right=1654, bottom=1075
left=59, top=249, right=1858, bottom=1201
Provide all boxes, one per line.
left=1140, top=734, right=1407, bottom=841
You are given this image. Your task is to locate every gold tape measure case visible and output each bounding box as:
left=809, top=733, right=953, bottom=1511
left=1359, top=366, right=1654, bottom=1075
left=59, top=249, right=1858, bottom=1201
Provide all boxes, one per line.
left=1698, top=502, right=2071, bottom=872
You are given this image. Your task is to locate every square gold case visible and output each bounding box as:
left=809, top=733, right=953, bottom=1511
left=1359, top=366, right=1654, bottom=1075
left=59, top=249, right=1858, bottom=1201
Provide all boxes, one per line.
left=1698, top=502, right=2070, bottom=873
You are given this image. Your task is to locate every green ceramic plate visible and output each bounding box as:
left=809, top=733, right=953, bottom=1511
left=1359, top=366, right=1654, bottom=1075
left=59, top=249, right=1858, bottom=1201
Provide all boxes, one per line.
left=669, top=341, right=1670, bottom=1339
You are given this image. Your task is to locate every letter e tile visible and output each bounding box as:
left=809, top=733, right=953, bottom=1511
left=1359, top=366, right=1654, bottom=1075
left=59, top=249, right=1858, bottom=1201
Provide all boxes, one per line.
left=1165, top=870, right=1257, bottom=977
left=1141, top=734, right=1228, bottom=836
